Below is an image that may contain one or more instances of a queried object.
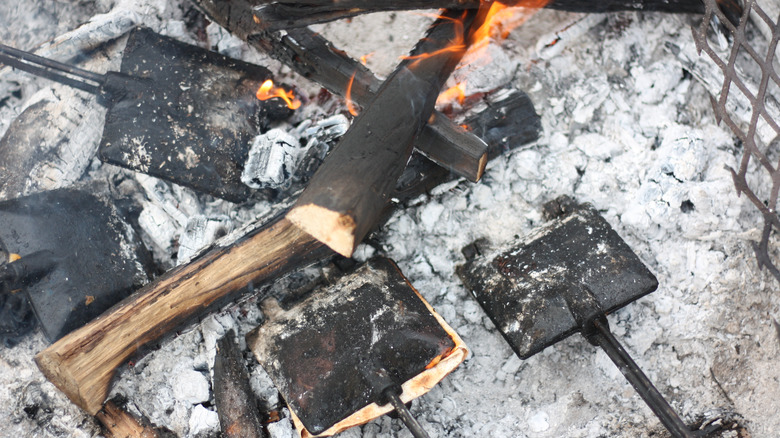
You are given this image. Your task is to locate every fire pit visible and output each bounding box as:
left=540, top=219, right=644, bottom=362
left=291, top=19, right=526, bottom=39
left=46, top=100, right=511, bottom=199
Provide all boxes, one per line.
left=1, top=1, right=779, bottom=437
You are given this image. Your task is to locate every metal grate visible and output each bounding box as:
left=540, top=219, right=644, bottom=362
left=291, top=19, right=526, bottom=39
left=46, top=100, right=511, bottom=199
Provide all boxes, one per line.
left=693, top=0, right=780, bottom=282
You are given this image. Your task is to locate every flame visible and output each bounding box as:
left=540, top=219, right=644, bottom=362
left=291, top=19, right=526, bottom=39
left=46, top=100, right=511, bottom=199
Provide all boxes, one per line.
left=359, top=52, right=374, bottom=66
left=345, top=71, right=359, bottom=116
left=256, top=79, right=301, bottom=110
left=401, top=11, right=468, bottom=68
left=436, top=82, right=466, bottom=106
left=434, top=1, right=548, bottom=108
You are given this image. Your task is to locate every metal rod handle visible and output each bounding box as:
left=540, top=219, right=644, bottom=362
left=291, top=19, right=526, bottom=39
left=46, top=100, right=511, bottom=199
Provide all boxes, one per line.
left=0, top=43, right=103, bottom=94
left=590, top=318, right=695, bottom=438
left=383, top=389, right=430, bottom=438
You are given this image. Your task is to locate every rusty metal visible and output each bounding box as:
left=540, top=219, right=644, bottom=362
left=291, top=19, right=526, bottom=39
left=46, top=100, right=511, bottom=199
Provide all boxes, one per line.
left=693, top=0, right=780, bottom=282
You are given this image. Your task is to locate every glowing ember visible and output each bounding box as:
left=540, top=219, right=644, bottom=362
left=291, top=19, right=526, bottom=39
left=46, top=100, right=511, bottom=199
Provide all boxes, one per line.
left=256, top=79, right=302, bottom=110
left=345, top=72, right=359, bottom=116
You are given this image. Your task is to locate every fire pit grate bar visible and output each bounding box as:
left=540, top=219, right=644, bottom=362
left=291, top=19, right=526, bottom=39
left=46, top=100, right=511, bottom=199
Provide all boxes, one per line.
left=693, top=0, right=780, bottom=283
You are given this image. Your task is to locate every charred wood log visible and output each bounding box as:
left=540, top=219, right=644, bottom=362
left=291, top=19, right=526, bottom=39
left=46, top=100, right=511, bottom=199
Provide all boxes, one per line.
left=214, top=330, right=269, bottom=438
left=286, top=7, right=487, bottom=257
left=191, top=0, right=488, bottom=182
left=251, top=0, right=742, bottom=30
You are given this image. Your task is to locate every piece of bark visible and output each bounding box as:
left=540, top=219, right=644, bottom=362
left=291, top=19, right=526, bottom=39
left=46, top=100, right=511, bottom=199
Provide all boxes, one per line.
left=191, top=0, right=488, bottom=182
left=35, top=216, right=330, bottom=415
left=214, top=330, right=268, bottom=438
left=286, top=7, right=487, bottom=257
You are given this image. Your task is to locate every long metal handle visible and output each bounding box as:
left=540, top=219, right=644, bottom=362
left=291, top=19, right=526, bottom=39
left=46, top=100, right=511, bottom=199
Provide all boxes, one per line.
left=589, top=318, right=696, bottom=438
left=384, top=388, right=431, bottom=438
left=0, top=43, right=103, bottom=94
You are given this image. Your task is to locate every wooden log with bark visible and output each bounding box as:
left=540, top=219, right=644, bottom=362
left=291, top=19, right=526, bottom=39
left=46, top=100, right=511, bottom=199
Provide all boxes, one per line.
left=285, top=7, right=488, bottom=257
left=191, top=0, right=489, bottom=182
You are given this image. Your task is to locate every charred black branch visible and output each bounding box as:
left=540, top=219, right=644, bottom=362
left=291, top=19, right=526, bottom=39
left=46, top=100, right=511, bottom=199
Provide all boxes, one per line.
left=251, top=0, right=742, bottom=30
left=214, top=330, right=268, bottom=438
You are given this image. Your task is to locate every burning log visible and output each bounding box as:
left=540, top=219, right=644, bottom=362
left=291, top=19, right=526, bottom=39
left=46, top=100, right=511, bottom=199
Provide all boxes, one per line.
left=251, top=0, right=743, bottom=30
left=247, top=258, right=468, bottom=437
left=191, top=0, right=489, bottom=182
left=286, top=7, right=489, bottom=257
left=213, top=330, right=269, bottom=438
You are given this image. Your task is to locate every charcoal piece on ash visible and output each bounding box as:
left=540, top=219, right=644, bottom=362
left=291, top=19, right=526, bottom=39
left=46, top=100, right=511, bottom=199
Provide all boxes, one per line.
left=463, top=89, right=541, bottom=159
left=0, top=186, right=153, bottom=342
left=457, top=196, right=720, bottom=437
left=247, top=257, right=468, bottom=438
left=213, top=330, right=270, bottom=438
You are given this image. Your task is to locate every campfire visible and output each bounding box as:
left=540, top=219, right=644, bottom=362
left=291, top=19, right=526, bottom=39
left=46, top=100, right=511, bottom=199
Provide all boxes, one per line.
left=1, top=0, right=779, bottom=437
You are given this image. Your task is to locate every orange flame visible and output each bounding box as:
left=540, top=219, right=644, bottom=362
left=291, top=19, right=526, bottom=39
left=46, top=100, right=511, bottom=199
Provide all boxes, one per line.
left=345, top=71, right=359, bottom=116
left=436, top=82, right=466, bottom=106
left=359, top=52, right=374, bottom=66
left=256, top=79, right=301, bottom=110
left=401, top=11, right=468, bottom=68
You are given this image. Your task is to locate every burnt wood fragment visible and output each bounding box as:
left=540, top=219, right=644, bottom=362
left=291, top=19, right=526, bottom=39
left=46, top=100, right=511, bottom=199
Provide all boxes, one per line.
left=191, top=0, right=489, bottom=182
left=214, top=330, right=269, bottom=438
left=286, top=7, right=487, bottom=257
left=457, top=197, right=709, bottom=438
left=96, top=398, right=176, bottom=438
left=247, top=258, right=467, bottom=437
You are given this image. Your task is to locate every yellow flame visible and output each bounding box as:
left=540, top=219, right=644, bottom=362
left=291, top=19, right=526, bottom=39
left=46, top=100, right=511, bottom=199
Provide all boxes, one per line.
left=256, top=79, right=302, bottom=110
left=346, top=71, right=359, bottom=116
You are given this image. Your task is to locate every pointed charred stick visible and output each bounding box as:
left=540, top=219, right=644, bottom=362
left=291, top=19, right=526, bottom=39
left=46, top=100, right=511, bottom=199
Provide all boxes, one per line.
left=586, top=318, right=695, bottom=438
left=35, top=216, right=330, bottom=415
left=214, top=330, right=268, bottom=438
left=286, top=7, right=488, bottom=257
left=190, top=0, right=488, bottom=182
left=251, top=0, right=742, bottom=30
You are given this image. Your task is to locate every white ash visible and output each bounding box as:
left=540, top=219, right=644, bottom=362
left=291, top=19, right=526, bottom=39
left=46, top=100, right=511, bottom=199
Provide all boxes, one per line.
left=242, top=128, right=304, bottom=190
left=1, top=2, right=779, bottom=438
left=176, top=214, right=234, bottom=264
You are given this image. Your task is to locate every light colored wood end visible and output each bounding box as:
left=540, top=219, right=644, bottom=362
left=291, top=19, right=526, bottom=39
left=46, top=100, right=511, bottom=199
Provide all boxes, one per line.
left=286, top=204, right=357, bottom=257
left=35, top=347, right=111, bottom=415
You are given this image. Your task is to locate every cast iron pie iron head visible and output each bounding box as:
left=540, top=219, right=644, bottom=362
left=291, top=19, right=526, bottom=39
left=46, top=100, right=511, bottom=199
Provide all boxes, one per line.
left=247, top=257, right=468, bottom=438
left=0, top=186, right=152, bottom=342
left=457, top=196, right=715, bottom=438
left=0, top=27, right=288, bottom=202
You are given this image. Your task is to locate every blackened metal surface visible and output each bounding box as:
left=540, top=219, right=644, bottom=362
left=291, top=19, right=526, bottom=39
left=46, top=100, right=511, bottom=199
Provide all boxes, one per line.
left=98, top=27, right=274, bottom=203
left=249, top=258, right=455, bottom=435
left=457, top=199, right=657, bottom=359
left=0, top=187, right=151, bottom=341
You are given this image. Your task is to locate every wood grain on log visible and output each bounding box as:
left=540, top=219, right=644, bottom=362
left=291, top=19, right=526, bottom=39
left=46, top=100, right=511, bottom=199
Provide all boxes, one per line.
left=35, top=217, right=330, bottom=415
